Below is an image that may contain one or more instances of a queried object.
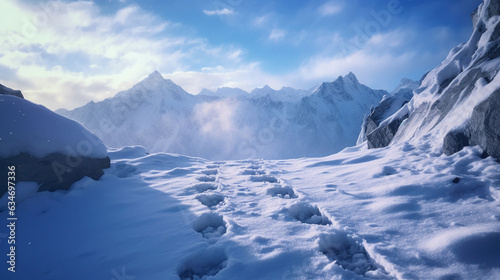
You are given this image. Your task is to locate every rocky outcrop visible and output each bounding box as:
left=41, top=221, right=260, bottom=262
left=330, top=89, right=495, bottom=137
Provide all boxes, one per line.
left=468, top=89, right=500, bottom=158
left=443, top=87, right=500, bottom=159
left=0, top=87, right=110, bottom=197
left=359, top=78, right=417, bottom=146
left=367, top=114, right=408, bottom=149
left=0, top=84, right=24, bottom=98
left=0, top=153, right=110, bottom=195
left=365, top=0, right=500, bottom=159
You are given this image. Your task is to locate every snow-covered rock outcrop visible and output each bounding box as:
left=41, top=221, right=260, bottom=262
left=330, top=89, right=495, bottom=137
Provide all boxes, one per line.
left=0, top=91, right=110, bottom=196
left=365, top=0, right=500, bottom=159
left=59, top=71, right=385, bottom=160
left=0, top=84, right=23, bottom=98
left=357, top=78, right=419, bottom=146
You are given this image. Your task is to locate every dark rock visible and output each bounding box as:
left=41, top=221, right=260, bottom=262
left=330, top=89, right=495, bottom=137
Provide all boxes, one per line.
left=0, top=153, right=110, bottom=196
left=485, top=0, right=500, bottom=19
left=443, top=130, right=470, bottom=156
left=452, top=177, right=461, bottom=184
left=467, top=88, right=500, bottom=158
left=366, top=115, right=408, bottom=148
left=0, top=84, right=24, bottom=99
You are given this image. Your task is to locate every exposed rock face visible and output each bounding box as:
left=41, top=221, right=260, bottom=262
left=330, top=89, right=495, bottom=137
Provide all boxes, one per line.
left=0, top=84, right=24, bottom=98
left=367, top=114, right=408, bottom=149
left=365, top=0, right=500, bottom=159
left=468, top=89, right=500, bottom=158
left=0, top=153, right=110, bottom=195
left=443, top=130, right=470, bottom=156
left=358, top=78, right=417, bottom=146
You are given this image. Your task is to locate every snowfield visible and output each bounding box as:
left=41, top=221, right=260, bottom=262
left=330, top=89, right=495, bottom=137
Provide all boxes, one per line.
left=1, top=141, right=499, bottom=280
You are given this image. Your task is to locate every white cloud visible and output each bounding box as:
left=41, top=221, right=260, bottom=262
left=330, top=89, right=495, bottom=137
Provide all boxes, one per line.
left=318, top=2, right=342, bottom=17
left=203, top=8, right=234, bottom=16
left=269, top=28, right=286, bottom=41
left=253, top=14, right=272, bottom=27
left=0, top=0, right=246, bottom=110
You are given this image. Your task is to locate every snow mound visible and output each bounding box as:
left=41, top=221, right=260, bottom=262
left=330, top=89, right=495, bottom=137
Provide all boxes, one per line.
left=0, top=95, right=107, bottom=158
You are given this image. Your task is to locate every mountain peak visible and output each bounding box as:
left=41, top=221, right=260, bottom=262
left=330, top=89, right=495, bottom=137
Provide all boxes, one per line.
left=333, top=72, right=359, bottom=85
left=142, top=70, right=165, bottom=84
left=345, top=72, right=359, bottom=83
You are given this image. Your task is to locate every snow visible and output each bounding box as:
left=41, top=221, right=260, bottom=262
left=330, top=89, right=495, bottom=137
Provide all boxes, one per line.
left=0, top=95, right=107, bottom=158
left=58, top=72, right=384, bottom=160
left=2, top=141, right=499, bottom=280
left=390, top=0, right=500, bottom=151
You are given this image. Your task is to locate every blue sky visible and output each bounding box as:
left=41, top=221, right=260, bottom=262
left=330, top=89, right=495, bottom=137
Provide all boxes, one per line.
left=0, top=0, right=483, bottom=109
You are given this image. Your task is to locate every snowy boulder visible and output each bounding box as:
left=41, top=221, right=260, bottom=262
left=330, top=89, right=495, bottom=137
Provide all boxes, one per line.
left=443, top=130, right=470, bottom=156
left=0, top=94, right=110, bottom=196
left=0, top=84, right=24, bottom=99
left=467, top=89, right=500, bottom=158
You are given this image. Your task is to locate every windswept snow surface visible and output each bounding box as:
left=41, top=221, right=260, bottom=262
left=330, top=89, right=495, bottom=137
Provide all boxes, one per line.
left=1, top=141, right=499, bottom=280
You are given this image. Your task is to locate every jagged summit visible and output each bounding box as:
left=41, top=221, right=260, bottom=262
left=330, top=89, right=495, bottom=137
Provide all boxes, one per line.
left=313, top=72, right=385, bottom=102
left=344, top=72, right=359, bottom=84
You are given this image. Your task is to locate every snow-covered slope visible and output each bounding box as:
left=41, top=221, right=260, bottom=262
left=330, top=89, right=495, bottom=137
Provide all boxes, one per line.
left=0, top=95, right=107, bottom=158
left=2, top=142, right=499, bottom=280
left=365, top=0, right=500, bottom=158
left=59, top=72, right=385, bottom=160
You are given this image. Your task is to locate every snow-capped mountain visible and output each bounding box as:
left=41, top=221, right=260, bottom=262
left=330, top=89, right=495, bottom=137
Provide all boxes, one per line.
left=364, top=0, right=500, bottom=158
left=59, top=72, right=385, bottom=160
left=3, top=2, right=500, bottom=280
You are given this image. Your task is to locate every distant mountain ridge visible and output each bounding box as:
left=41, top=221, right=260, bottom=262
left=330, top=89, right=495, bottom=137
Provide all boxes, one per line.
left=58, top=71, right=388, bottom=160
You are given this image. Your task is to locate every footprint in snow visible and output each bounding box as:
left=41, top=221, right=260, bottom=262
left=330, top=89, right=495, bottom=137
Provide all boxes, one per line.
left=240, top=169, right=266, bottom=175
left=288, top=202, right=331, bottom=225
left=192, top=212, right=227, bottom=239
left=197, top=175, right=216, bottom=182
left=196, top=194, right=225, bottom=208
left=250, top=175, right=278, bottom=183
left=192, top=183, right=218, bottom=193
left=267, top=186, right=297, bottom=199
left=318, top=231, right=386, bottom=276
left=247, top=165, right=262, bottom=170
left=177, top=247, right=228, bottom=280
left=200, top=169, right=218, bottom=175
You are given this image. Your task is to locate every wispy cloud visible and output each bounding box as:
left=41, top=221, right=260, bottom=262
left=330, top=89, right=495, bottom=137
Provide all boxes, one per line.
left=269, top=28, right=286, bottom=41
left=318, top=2, right=342, bottom=17
left=203, top=8, right=234, bottom=16
left=0, top=1, right=245, bottom=109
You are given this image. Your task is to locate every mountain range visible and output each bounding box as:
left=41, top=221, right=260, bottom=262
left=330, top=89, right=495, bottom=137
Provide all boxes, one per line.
left=58, top=72, right=412, bottom=160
